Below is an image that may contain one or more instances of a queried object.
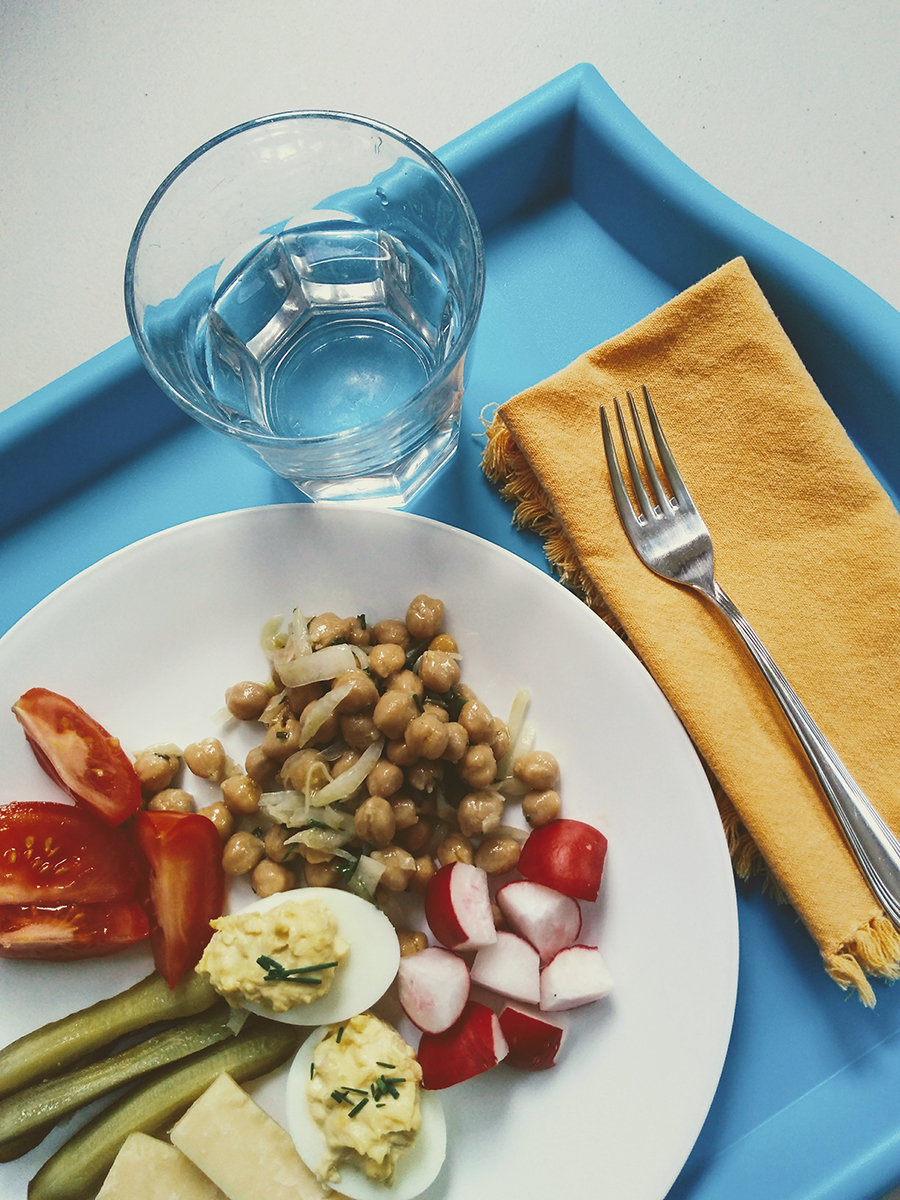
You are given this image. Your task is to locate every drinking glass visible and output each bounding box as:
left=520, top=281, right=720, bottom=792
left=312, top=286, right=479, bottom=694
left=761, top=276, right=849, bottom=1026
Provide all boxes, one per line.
left=125, top=111, right=485, bottom=504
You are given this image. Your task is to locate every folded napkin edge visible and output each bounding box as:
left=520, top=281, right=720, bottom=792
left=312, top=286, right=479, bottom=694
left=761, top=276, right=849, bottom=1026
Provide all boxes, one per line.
left=482, top=408, right=900, bottom=1005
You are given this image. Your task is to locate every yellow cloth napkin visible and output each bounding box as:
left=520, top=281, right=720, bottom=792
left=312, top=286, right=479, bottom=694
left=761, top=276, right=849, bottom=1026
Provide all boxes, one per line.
left=483, top=257, right=900, bottom=1004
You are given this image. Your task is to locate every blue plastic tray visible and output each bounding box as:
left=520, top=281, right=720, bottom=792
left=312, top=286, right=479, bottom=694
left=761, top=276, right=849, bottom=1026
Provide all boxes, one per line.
left=3, top=63, right=900, bottom=1200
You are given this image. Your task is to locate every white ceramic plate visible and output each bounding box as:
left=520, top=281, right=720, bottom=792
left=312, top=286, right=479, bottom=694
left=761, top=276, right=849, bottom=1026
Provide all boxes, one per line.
left=0, top=504, right=738, bottom=1200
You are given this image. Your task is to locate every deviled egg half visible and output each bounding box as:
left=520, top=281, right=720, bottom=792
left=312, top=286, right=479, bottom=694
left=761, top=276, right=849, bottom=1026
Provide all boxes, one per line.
left=286, top=1015, right=447, bottom=1200
left=196, top=887, right=401, bottom=1025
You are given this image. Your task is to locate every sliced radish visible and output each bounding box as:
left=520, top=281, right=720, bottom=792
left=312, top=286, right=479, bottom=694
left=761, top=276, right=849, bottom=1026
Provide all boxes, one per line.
left=496, top=880, right=582, bottom=962
left=398, top=946, right=471, bottom=1033
left=518, top=819, right=608, bottom=902
left=539, top=944, right=614, bottom=1011
left=470, top=930, right=540, bottom=1005
left=417, top=1000, right=508, bottom=1090
left=424, top=861, right=497, bottom=951
left=498, top=1005, right=564, bottom=1070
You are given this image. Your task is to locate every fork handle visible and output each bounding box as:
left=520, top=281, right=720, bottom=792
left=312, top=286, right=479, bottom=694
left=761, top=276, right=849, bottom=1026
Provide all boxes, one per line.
left=708, top=581, right=900, bottom=926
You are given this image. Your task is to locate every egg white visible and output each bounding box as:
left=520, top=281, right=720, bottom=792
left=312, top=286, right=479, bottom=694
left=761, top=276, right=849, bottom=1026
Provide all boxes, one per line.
left=230, top=888, right=401, bottom=1026
left=285, top=1025, right=447, bottom=1200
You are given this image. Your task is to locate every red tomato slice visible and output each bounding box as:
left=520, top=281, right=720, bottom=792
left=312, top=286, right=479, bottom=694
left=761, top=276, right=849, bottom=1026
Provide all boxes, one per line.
left=134, top=811, right=225, bottom=989
left=12, top=689, right=141, bottom=825
left=0, top=801, right=140, bottom=905
left=517, top=818, right=608, bottom=902
left=0, top=901, right=149, bottom=960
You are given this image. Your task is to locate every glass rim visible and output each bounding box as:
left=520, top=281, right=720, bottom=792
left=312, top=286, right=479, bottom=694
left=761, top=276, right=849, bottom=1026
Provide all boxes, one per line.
left=123, top=109, right=485, bottom=449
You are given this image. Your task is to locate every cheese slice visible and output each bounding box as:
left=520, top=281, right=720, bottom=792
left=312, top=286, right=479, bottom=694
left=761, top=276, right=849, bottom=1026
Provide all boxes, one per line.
left=170, top=1072, right=330, bottom=1200
left=95, top=1132, right=227, bottom=1200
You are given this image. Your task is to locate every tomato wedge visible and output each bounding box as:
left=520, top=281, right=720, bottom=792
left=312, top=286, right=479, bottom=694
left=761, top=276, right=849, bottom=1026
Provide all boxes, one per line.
left=0, top=801, right=140, bottom=905
left=12, top=689, right=141, bottom=825
left=517, top=819, right=608, bottom=902
left=134, top=811, right=225, bottom=989
left=0, top=901, right=149, bottom=960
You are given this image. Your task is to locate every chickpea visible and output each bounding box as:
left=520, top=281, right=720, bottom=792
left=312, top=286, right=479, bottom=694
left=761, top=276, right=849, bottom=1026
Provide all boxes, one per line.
left=147, top=787, right=193, bottom=814
left=406, top=761, right=443, bottom=794
left=222, top=831, right=265, bottom=877
left=340, top=712, right=380, bottom=752
left=370, top=844, right=416, bottom=892
left=459, top=699, right=495, bottom=744
left=475, top=833, right=521, bottom=876
left=297, top=701, right=337, bottom=748
left=459, top=743, right=497, bottom=789
left=457, top=789, right=504, bottom=838
left=405, top=594, right=445, bottom=640
left=372, top=618, right=410, bottom=648
left=408, top=855, right=436, bottom=893
left=280, top=749, right=325, bottom=793
left=263, top=824, right=296, bottom=864
left=437, top=832, right=474, bottom=866
left=354, top=796, right=396, bottom=847
left=429, top=633, right=458, bottom=654
left=198, top=800, right=234, bottom=841
left=184, top=738, right=227, bottom=782
left=303, top=859, right=340, bottom=887
left=397, top=929, right=428, bottom=957
left=331, top=749, right=360, bottom=778
left=397, top=816, right=434, bottom=855
left=332, top=670, right=379, bottom=714
left=386, top=739, right=418, bottom=767
left=344, top=616, right=372, bottom=647
left=366, top=759, right=404, bottom=798
left=286, top=682, right=325, bottom=716
left=404, top=713, right=449, bottom=761
left=490, top=719, right=510, bottom=762
left=133, top=749, right=180, bottom=794
left=220, top=774, right=262, bottom=816
left=522, top=788, right=561, bottom=827
left=386, top=669, right=424, bottom=699
left=373, top=690, right=417, bottom=740
left=308, top=612, right=350, bottom=648
left=245, top=745, right=279, bottom=786
left=513, top=749, right=560, bottom=791
left=251, top=859, right=295, bottom=897
left=368, top=643, right=406, bottom=679
left=442, top=722, right=469, bottom=763
left=422, top=702, right=449, bottom=724
left=389, top=794, right=419, bottom=830
left=417, top=650, right=460, bottom=694
left=224, top=681, right=270, bottom=721
left=261, top=713, right=301, bottom=762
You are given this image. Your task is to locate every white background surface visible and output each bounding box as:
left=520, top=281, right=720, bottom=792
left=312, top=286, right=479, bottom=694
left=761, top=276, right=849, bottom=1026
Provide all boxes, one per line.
left=1, top=0, right=899, bottom=415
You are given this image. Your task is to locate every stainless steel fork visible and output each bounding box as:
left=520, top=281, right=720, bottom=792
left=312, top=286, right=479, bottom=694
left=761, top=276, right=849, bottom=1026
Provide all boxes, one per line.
left=600, top=385, right=900, bottom=925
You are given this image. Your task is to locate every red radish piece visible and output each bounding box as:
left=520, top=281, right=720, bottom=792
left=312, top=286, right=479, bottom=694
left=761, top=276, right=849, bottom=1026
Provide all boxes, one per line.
left=470, top=930, right=540, bottom=1005
left=496, top=880, right=582, bottom=962
left=540, top=944, right=614, bottom=1011
left=424, top=861, right=497, bottom=951
left=498, top=1006, right=564, bottom=1070
left=398, top=946, right=471, bottom=1033
left=417, top=1000, right=508, bottom=1090
left=518, top=819, right=608, bottom=902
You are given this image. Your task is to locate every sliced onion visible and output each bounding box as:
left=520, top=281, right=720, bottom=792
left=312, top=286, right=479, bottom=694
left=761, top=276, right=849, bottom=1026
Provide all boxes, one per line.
left=298, top=682, right=353, bottom=747
left=308, top=737, right=384, bottom=808
left=285, top=826, right=353, bottom=854
left=259, top=614, right=285, bottom=659
left=259, top=789, right=310, bottom=828
left=346, top=854, right=386, bottom=901
left=496, top=689, right=533, bottom=780
left=313, top=805, right=356, bottom=832
left=275, top=642, right=357, bottom=689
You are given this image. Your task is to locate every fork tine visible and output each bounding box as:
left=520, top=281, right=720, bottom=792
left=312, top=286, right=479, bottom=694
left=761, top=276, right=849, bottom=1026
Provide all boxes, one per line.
left=612, top=397, right=656, bottom=520
left=641, top=385, right=693, bottom=509
left=626, top=390, right=670, bottom=511
left=600, top=405, right=644, bottom=540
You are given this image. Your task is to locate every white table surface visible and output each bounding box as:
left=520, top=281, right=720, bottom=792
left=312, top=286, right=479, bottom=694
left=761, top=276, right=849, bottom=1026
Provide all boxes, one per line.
left=1, top=0, right=898, bottom=416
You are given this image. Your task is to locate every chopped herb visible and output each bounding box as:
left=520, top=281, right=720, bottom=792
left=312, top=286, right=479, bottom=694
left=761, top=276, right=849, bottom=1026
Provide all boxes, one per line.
left=376, top=1102, right=386, bottom=1108
left=336, top=1025, right=345, bottom=1043
left=275, top=730, right=288, bottom=740
left=334, top=856, right=358, bottom=882
left=357, top=614, right=367, bottom=630
left=404, top=638, right=429, bottom=671
left=305, top=819, right=330, bottom=830
left=343, top=1087, right=368, bottom=1096
left=348, top=1097, right=369, bottom=1119
left=310, top=1063, right=316, bottom=1080
left=256, top=955, right=337, bottom=983
left=412, top=692, right=425, bottom=713
left=376, top=1062, right=396, bottom=1069
left=331, top=1090, right=349, bottom=1105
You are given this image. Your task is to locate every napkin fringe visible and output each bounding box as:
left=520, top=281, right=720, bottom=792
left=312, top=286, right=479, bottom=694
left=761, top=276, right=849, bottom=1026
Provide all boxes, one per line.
left=483, top=412, right=900, bottom=1004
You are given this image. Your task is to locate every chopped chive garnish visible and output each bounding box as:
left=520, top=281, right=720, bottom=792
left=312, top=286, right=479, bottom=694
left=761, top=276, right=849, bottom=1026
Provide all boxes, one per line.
left=336, top=1026, right=345, bottom=1043
left=376, top=1103, right=386, bottom=1108
left=348, top=1097, right=369, bottom=1119
left=310, top=1063, right=316, bottom=1080
left=255, top=955, right=337, bottom=983
left=331, top=1090, right=349, bottom=1105
left=305, top=819, right=330, bottom=830
left=376, top=1062, right=396, bottom=1069
left=343, top=1087, right=368, bottom=1096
